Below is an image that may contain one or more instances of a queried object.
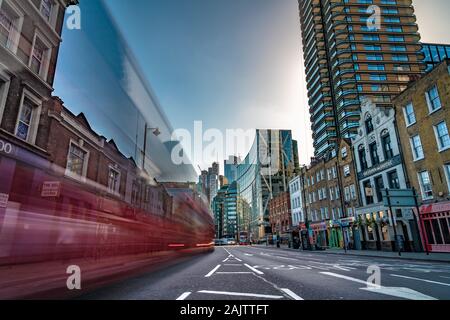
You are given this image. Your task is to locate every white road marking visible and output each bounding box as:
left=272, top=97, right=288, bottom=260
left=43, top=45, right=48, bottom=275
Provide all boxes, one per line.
left=280, top=288, right=304, bottom=300
left=205, top=264, right=221, bottom=277
left=244, top=263, right=264, bottom=275
left=223, top=255, right=242, bottom=262
left=321, top=272, right=437, bottom=300
left=440, top=276, right=450, bottom=280
left=223, top=264, right=242, bottom=266
left=320, top=272, right=377, bottom=287
left=176, top=292, right=191, bottom=300
left=244, top=253, right=253, bottom=256
left=360, top=287, right=437, bottom=300
left=197, top=290, right=283, bottom=299
left=390, top=274, right=450, bottom=287
left=216, top=272, right=253, bottom=274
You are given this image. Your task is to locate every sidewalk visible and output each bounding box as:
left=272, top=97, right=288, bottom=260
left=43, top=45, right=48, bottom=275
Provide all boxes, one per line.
left=257, top=244, right=450, bottom=263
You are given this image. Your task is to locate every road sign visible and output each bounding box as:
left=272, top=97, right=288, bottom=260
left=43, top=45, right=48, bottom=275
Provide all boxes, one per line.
left=382, top=189, right=417, bottom=207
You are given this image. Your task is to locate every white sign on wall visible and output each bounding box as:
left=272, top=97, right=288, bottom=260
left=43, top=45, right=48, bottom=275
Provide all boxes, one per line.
left=0, top=193, right=9, bottom=208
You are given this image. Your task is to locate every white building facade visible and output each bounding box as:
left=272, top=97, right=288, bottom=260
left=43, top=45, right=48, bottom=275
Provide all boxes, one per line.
left=352, top=98, right=417, bottom=252
left=289, top=175, right=304, bottom=227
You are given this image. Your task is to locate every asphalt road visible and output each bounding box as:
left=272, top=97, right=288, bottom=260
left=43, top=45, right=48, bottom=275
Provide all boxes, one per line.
left=79, top=246, right=450, bottom=300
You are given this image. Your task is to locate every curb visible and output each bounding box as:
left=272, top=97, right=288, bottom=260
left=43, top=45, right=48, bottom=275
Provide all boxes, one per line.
left=256, top=245, right=450, bottom=264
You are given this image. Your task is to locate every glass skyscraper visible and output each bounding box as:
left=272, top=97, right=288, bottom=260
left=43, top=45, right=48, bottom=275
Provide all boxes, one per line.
left=236, top=130, right=297, bottom=242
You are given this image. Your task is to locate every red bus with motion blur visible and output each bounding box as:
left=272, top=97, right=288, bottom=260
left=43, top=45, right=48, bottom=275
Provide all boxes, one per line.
left=0, top=135, right=214, bottom=299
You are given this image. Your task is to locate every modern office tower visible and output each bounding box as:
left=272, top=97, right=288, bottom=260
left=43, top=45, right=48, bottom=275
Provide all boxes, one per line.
left=236, top=129, right=297, bottom=242
left=224, top=156, right=240, bottom=184
left=298, top=0, right=424, bottom=157
left=421, top=43, right=450, bottom=72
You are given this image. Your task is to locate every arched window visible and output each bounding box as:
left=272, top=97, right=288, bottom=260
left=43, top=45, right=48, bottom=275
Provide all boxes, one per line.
left=358, top=144, right=368, bottom=171
left=381, top=130, right=394, bottom=160
left=365, top=113, right=374, bottom=134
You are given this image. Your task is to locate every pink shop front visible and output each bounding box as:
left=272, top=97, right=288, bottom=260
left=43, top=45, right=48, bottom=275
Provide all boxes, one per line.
left=419, top=201, right=450, bottom=253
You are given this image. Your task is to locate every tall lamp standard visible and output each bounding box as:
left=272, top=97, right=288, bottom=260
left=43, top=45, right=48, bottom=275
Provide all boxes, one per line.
left=142, top=123, right=161, bottom=171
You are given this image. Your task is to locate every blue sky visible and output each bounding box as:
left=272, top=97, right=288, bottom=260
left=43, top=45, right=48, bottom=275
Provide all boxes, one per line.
left=54, top=0, right=450, bottom=172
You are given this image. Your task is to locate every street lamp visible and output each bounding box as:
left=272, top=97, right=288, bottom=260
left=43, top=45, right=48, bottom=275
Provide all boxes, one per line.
left=142, top=123, right=161, bottom=171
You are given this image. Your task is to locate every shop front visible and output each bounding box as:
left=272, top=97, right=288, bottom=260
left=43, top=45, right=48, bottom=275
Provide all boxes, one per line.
left=419, top=201, right=450, bottom=253
left=310, top=222, right=328, bottom=249
left=356, top=205, right=415, bottom=252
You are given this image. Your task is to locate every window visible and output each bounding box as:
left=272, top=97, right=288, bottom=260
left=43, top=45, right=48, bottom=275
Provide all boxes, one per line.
left=365, top=114, right=374, bottom=134
left=67, top=143, right=88, bottom=177
left=40, top=0, right=53, bottom=22
left=350, top=184, right=356, bottom=200
left=344, top=165, right=351, bottom=177
left=358, top=146, right=368, bottom=171
left=369, top=142, right=380, bottom=166
left=14, top=93, right=41, bottom=144
left=0, top=0, right=22, bottom=52
left=344, top=186, right=350, bottom=202
left=426, top=85, right=442, bottom=113
left=418, top=171, right=433, bottom=200
left=363, top=180, right=374, bottom=205
left=388, top=170, right=400, bottom=189
left=0, top=4, right=13, bottom=48
left=403, top=103, right=416, bottom=126
left=434, top=121, right=450, bottom=151
left=341, top=147, right=348, bottom=159
left=444, top=164, right=450, bottom=193
left=30, top=37, right=46, bottom=75
left=108, top=167, right=120, bottom=193
left=15, top=98, right=33, bottom=140
left=0, top=76, right=10, bottom=122
left=374, top=176, right=385, bottom=202
left=382, top=133, right=394, bottom=160
left=410, top=135, right=424, bottom=161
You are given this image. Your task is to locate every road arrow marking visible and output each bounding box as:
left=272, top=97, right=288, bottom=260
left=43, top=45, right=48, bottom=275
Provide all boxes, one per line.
left=390, top=274, right=450, bottom=287
left=360, top=287, right=437, bottom=300
left=321, top=272, right=437, bottom=300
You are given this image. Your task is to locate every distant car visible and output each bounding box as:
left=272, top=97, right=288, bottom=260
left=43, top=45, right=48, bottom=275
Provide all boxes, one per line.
left=226, top=239, right=236, bottom=245
left=214, top=239, right=228, bottom=246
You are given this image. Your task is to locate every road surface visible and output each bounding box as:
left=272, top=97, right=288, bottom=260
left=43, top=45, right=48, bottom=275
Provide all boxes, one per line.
left=79, top=246, right=450, bottom=300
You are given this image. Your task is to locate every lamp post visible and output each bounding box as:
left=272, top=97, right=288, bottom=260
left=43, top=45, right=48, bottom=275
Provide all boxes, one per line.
left=142, top=123, right=161, bottom=171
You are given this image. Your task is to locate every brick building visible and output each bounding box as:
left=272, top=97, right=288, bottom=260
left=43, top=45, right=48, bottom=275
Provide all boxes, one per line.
left=0, top=0, right=76, bottom=153
left=268, top=191, right=291, bottom=244
left=393, top=59, right=450, bottom=253
left=43, top=96, right=173, bottom=217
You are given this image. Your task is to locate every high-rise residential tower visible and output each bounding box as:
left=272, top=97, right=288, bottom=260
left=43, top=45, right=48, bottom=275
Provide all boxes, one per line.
left=298, top=0, right=424, bottom=157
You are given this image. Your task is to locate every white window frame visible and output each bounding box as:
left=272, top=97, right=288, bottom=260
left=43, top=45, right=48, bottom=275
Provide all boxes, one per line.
left=107, top=165, right=121, bottom=194
left=28, top=30, right=52, bottom=81
left=39, top=0, right=59, bottom=27
left=433, top=121, right=450, bottom=152
left=344, top=165, right=351, bottom=177
left=13, top=88, right=42, bottom=144
left=0, top=0, right=24, bottom=54
left=402, top=102, right=416, bottom=127
left=418, top=171, right=433, bottom=201
left=425, top=85, right=442, bottom=114
left=0, top=66, right=11, bottom=124
left=443, top=164, right=450, bottom=195
left=65, top=139, right=90, bottom=181
left=410, top=134, right=424, bottom=161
